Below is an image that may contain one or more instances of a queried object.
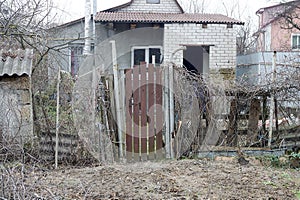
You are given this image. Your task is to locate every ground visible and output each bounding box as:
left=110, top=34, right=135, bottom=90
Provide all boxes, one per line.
left=20, top=158, right=300, bottom=199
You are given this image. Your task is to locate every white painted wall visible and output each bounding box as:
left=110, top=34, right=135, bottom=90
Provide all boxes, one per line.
left=119, top=0, right=182, bottom=13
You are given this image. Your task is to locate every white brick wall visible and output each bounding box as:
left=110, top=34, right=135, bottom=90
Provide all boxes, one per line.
left=164, top=23, right=237, bottom=70
left=120, top=0, right=182, bottom=13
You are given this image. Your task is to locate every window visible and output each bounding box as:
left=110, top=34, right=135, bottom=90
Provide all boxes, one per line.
left=132, top=46, right=162, bottom=66
left=292, top=34, right=300, bottom=49
left=69, top=44, right=84, bottom=78
left=227, top=24, right=233, bottom=28
left=146, top=0, right=160, bottom=4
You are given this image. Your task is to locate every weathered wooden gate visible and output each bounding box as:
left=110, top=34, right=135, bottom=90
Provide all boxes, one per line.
left=125, top=63, right=165, bottom=161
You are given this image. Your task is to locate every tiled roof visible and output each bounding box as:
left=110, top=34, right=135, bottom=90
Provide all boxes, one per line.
left=95, top=12, right=244, bottom=25
left=0, top=49, right=33, bottom=77
left=256, top=0, right=299, bottom=14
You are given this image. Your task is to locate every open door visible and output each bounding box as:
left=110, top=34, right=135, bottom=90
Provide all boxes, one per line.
left=183, top=45, right=210, bottom=75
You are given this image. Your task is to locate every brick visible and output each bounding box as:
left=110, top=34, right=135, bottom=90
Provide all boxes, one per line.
left=120, top=0, right=183, bottom=13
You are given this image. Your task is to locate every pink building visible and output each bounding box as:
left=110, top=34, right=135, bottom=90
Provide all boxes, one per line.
left=256, top=0, right=300, bottom=52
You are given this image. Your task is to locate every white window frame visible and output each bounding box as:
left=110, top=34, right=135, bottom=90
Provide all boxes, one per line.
left=131, top=46, right=163, bottom=67
left=291, top=34, right=300, bottom=50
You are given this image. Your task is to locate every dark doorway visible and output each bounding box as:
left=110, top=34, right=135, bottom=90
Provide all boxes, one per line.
left=183, top=46, right=210, bottom=75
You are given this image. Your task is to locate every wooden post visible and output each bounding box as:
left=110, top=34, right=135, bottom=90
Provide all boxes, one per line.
left=268, top=51, right=277, bottom=148
left=125, top=69, right=133, bottom=161
left=169, top=47, right=186, bottom=158
left=119, top=69, right=126, bottom=158
left=55, top=69, right=60, bottom=169
left=169, top=64, right=175, bottom=159
left=148, top=60, right=155, bottom=160
left=133, top=66, right=140, bottom=161
left=98, top=80, right=106, bottom=162
left=247, top=98, right=261, bottom=145
left=156, top=67, right=164, bottom=159
left=91, top=66, right=99, bottom=160
left=164, top=66, right=170, bottom=159
left=110, top=40, right=124, bottom=160
left=274, top=98, right=279, bottom=135
left=228, top=98, right=237, bottom=146
left=262, top=96, right=267, bottom=134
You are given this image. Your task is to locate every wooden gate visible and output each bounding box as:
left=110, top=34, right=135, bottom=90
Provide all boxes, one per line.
left=125, top=63, right=164, bottom=161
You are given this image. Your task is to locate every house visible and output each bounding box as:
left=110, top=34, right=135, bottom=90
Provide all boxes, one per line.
left=236, top=1, right=300, bottom=148
left=237, top=1, right=300, bottom=86
left=50, top=0, right=243, bottom=79
left=49, top=0, right=244, bottom=161
left=256, top=0, right=300, bottom=52
left=0, top=48, right=34, bottom=158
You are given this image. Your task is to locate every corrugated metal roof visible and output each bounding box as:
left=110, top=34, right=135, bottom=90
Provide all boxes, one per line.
left=0, top=49, right=33, bottom=77
left=95, top=12, right=244, bottom=25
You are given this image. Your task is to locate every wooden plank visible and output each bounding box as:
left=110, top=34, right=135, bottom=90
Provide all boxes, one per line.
left=228, top=98, right=238, bottom=147
left=148, top=64, right=155, bottom=160
left=274, top=98, right=279, bottom=135
left=247, top=98, right=261, bottom=144
left=262, top=96, right=267, bottom=133
left=133, top=65, right=140, bottom=161
left=155, top=66, right=164, bottom=159
left=140, top=64, right=148, bottom=161
left=111, top=41, right=124, bottom=159
left=119, top=69, right=126, bottom=159
left=163, top=66, right=170, bottom=159
left=105, top=77, right=118, bottom=159
left=125, top=69, right=133, bottom=161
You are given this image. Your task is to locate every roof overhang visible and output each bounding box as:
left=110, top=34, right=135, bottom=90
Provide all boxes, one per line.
left=95, top=12, right=244, bottom=25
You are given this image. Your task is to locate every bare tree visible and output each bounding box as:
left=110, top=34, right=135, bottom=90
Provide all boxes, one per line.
left=177, top=0, right=257, bottom=55
left=218, top=0, right=258, bottom=55
left=273, top=0, right=300, bottom=31
left=0, top=0, right=52, bottom=60
left=177, top=0, right=210, bottom=13
left=236, top=17, right=258, bottom=55
left=0, top=0, right=89, bottom=197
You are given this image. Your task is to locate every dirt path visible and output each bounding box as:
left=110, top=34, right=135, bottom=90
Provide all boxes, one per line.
left=25, top=159, right=300, bottom=199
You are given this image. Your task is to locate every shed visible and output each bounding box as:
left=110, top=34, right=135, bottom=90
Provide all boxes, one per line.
left=0, top=48, right=34, bottom=154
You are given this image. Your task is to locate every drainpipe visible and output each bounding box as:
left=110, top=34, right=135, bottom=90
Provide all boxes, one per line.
left=84, top=0, right=92, bottom=55
left=92, top=0, right=97, bottom=43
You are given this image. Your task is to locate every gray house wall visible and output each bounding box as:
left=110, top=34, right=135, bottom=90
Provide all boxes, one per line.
left=237, top=52, right=300, bottom=108
left=113, top=27, right=164, bottom=69
left=79, top=27, right=164, bottom=76
left=49, top=20, right=85, bottom=74
left=49, top=20, right=109, bottom=76
left=51, top=20, right=164, bottom=75
left=237, top=51, right=300, bottom=85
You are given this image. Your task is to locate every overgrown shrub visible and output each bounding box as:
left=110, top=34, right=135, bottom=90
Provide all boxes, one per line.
left=256, top=152, right=300, bottom=169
